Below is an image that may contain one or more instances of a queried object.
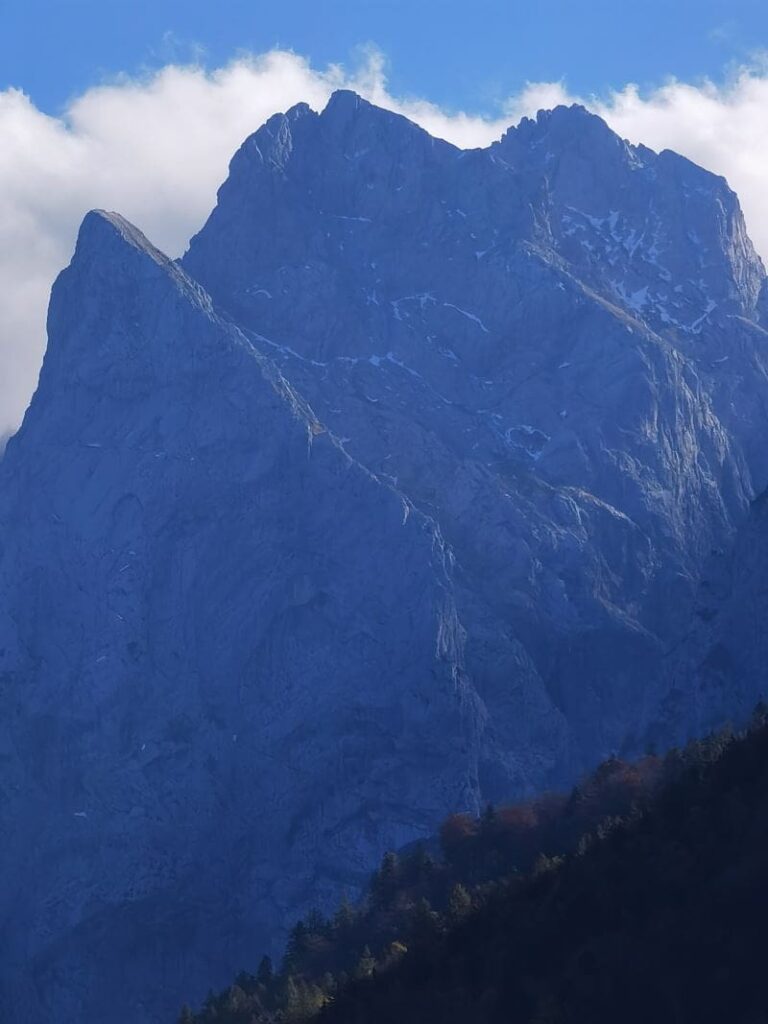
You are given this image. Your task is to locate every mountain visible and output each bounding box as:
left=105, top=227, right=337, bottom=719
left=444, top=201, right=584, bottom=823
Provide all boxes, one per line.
left=1, top=93, right=768, bottom=1022
left=0, top=211, right=481, bottom=1023
left=674, top=484, right=768, bottom=718
left=182, top=91, right=768, bottom=750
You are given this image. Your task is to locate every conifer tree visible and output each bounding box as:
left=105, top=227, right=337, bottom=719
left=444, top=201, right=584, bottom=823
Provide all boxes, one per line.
left=371, top=850, right=400, bottom=910
left=283, top=920, right=309, bottom=972
left=257, top=954, right=274, bottom=987
left=333, top=891, right=356, bottom=934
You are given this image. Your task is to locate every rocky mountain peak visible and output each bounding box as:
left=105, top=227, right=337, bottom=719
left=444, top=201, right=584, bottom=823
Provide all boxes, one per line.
left=506, top=102, right=621, bottom=148
left=77, top=208, right=171, bottom=263
left=36, top=209, right=210, bottom=403
left=318, top=88, right=443, bottom=148
left=322, top=87, right=370, bottom=119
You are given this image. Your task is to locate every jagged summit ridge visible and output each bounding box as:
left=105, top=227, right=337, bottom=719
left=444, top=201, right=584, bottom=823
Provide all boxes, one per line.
left=500, top=101, right=621, bottom=145
left=194, top=89, right=763, bottom=333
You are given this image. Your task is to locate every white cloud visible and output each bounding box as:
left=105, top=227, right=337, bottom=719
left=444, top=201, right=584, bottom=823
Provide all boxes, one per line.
left=2, top=49, right=768, bottom=432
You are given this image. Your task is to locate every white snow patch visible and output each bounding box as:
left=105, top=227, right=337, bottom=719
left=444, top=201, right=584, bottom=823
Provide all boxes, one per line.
left=256, top=333, right=327, bottom=368
left=613, top=281, right=650, bottom=311
left=386, top=352, right=423, bottom=379
left=443, top=302, right=489, bottom=333
left=391, top=293, right=436, bottom=321
left=689, top=300, right=717, bottom=332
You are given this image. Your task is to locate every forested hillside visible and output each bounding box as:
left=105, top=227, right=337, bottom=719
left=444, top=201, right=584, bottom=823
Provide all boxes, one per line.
left=182, top=708, right=768, bottom=1023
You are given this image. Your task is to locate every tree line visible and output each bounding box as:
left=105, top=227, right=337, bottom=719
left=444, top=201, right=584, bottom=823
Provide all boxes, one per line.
left=179, top=707, right=768, bottom=1023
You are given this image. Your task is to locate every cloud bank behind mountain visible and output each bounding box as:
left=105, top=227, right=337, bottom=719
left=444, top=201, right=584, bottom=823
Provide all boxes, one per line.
left=3, top=48, right=768, bottom=432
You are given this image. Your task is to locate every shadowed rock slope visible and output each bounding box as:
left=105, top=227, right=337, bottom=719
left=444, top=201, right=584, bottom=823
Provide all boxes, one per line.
left=0, top=211, right=481, bottom=1023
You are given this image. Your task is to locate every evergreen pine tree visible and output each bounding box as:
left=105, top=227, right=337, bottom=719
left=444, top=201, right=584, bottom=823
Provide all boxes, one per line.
left=333, top=890, right=356, bottom=934
left=410, top=844, right=437, bottom=885
left=371, top=850, right=400, bottom=910
left=257, top=953, right=274, bottom=987
left=306, top=907, right=328, bottom=935
left=410, top=897, right=440, bottom=945
left=283, top=920, right=309, bottom=972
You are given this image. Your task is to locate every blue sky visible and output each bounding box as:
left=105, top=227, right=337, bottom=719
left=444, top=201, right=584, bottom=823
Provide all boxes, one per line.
left=4, top=0, right=768, bottom=114
left=4, top=0, right=768, bottom=435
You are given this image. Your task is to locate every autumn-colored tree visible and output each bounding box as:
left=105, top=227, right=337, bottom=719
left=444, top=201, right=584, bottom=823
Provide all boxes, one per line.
left=447, top=882, right=472, bottom=922
left=355, top=945, right=376, bottom=979
left=439, top=812, right=475, bottom=866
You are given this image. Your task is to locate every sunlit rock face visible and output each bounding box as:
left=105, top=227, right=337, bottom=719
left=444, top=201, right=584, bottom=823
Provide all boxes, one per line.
left=183, top=89, right=768, bottom=753
left=2, top=92, right=768, bottom=1023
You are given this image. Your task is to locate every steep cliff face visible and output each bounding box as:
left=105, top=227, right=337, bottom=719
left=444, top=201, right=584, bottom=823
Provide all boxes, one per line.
left=183, top=91, right=768, bottom=757
left=0, top=211, right=491, bottom=1023
left=2, top=94, right=768, bottom=1023
left=665, top=484, right=768, bottom=738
